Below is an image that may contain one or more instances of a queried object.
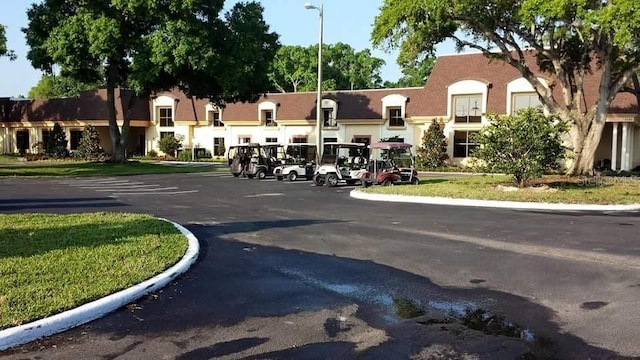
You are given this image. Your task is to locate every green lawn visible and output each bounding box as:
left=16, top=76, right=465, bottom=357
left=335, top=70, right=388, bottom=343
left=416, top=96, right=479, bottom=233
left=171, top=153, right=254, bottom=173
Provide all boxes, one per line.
left=0, top=213, right=188, bottom=329
left=362, top=175, right=640, bottom=204
left=0, top=157, right=228, bottom=177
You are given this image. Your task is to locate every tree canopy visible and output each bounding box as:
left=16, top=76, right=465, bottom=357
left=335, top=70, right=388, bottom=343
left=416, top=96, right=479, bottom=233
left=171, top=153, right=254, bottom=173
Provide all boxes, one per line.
left=24, top=0, right=279, bottom=163
left=372, top=0, right=640, bottom=174
left=0, top=24, right=16, bottom=60
left=385, top=56, right=435, bottom=88
left=269, top=43, right=385, bottom=92
left=28, top=74, right=103, bottom=99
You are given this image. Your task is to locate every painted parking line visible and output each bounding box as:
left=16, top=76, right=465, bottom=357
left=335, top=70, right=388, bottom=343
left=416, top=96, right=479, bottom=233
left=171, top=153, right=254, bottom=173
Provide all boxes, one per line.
left=79, top=182, right=147, bottom=188
left=96, top=187, right=178, bottom=193
left=58, top=177, right=117, bottom=183
left=110, top=190, right=199, bottom=196
left=244, top=193, right=284, bottom=198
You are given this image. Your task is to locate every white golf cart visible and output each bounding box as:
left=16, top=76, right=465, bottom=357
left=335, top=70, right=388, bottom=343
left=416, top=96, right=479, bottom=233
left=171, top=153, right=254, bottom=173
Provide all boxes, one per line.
left=274, top=143, right=317, bottom=181
left=313, top=142, right=368, bottom=187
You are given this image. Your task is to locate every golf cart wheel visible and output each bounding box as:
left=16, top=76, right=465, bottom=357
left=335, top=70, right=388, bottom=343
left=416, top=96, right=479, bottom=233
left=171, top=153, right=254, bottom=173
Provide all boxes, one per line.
left=232, top=173, right=240, bottom=178
left=313, top=174, right=325, bottom=186
left=326, top=173, right=339, bottom=187
left=411, top=177, right=419, bottom=185
left=288, top=171, right=298, bottom=181
left=276, top=176, right=283, bottom=181
left=247, top=174, right=254, bottom=179
left=381, top=178, right=393, bottom=186
left=256, top=169, right=266, bottom=180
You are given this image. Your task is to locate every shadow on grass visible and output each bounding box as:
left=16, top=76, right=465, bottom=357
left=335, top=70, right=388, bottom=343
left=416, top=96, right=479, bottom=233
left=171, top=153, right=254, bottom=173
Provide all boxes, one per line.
left=10, top=219, right=621, bottom=359
left=418, top=178, right=449, bottom=185
left=0, top=216, right=172, bottom=259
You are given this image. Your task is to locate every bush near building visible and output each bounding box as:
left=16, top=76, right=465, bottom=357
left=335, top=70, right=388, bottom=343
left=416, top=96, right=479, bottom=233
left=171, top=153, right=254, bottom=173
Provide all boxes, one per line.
left=158, top=134, right=183, bottom=157
left=76, top=125, right=104, bottom=160
left=417, top=119, right=448, bottom=169
left=472, top=109, right=568, bottom=187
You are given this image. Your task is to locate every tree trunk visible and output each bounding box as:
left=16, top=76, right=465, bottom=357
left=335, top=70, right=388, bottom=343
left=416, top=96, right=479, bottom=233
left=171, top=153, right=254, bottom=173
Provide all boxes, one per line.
left=567, top=113, right=605, bottom=176
left=105, top=64, right=126, bottom=163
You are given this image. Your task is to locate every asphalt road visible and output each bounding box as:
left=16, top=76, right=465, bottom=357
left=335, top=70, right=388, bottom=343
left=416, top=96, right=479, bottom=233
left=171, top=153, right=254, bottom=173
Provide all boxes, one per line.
left=1, top=171, right=639, bottom=359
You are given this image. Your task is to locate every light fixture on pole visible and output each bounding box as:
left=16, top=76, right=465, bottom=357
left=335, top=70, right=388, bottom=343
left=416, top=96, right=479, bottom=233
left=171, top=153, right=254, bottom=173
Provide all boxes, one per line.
left=304, top=2, right=323, bottom=166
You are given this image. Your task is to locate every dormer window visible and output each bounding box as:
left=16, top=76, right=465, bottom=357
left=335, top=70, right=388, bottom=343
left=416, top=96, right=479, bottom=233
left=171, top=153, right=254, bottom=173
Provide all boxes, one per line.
left=454, top=95, right=482, bottom=123
left=212, top=111, right=224, bottom=127
left=264, top=110, right=276, bottom=127
left=323, top=108, right=336, bottom=127
left=159, top=107, right=174, bottom=127
left=389, top=108, right=404, bottom=127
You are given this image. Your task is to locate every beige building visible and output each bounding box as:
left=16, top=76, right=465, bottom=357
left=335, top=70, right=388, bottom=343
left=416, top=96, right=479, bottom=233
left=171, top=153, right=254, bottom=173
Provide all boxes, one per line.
left=1, top=53, right=639, bottom=170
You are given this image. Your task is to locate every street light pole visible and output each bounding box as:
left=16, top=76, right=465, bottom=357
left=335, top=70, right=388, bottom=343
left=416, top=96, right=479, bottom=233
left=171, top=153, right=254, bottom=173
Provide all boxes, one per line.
left=305, top=2, right=323, bottom=165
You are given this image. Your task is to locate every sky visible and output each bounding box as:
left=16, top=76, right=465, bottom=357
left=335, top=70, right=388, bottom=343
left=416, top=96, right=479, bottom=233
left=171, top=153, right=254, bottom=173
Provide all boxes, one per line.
left=0, top=0, right=458, bottom=98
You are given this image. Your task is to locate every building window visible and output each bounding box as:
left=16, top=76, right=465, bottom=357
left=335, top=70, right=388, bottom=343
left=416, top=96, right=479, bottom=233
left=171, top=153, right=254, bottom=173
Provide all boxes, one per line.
left=265, top=137, right=278, bottom=143
left=159, top=107, right=174, bottom=127
left=323, top=108, right=336, bottom=127
left=454, top=95, right=482, bottom=123
left=453, top=131, right=479, bottom=157
left=292, top=136, right=307, bottom=143
left=70, top=130, right=83, bottom=150
left=42, top=129, right=52, bottom=148
left=238, top=136, right=251, bottom=144
left=16, top=130, right=29, bottom=154
left=213, top=137, right=225, bottom=156
left=211, top=111, right=223, bottom=127
left=160, top=131, right=175, bottom=139
left=512, top=92, right=543, bottom=114
left=264, top=110, right=276, bottom=127
left=323, top=137, right=338, bottom=157
left=388, top=108, right=405, bottom=127
left=352, top=136, right=371, bottom=157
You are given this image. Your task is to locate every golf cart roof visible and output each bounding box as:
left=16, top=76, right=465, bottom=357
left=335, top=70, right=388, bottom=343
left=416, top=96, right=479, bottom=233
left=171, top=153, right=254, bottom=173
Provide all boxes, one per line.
left=284, top=143, right=316, bottom=147
left=369, top=142, right=413, bottom=149
left=324, top=142, right=365, bottom=147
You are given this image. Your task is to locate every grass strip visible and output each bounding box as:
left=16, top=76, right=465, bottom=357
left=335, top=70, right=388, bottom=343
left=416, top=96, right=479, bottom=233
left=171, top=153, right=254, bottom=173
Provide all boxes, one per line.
left=0, top=212, right=188, bottom=329
left=362, top=175, right=640, bottom=204
left=0, top=158, right=227, bottom=177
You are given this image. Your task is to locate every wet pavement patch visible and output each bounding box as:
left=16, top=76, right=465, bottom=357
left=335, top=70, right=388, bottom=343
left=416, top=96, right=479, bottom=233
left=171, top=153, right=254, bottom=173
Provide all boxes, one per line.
left=461, top=309, right=522, bottom=338
left=580, top=301, right=608, bottom=310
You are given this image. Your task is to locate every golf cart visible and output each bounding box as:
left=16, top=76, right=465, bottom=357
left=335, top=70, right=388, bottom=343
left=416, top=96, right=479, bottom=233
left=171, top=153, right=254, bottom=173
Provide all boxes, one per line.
left=313, top=142, right=368, bottom=187
left=228, top=144, right=253, bottom=177
left=360, top=142, right=419, bottom=187
left=245, top=143, right=289, bottom=180
left=274, top=143, right=317, bottom=181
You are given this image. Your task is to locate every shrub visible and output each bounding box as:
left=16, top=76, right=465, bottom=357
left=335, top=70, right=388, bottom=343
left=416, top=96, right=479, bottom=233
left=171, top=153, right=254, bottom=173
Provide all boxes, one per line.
left=472, top=108, right=568, bottom=187
left=147, top=149, right=158, bottom=158
left=158, top=134, right=183, bottom=156
left=77, top=125, right=103, bottom=159
left=46, top=123, right=69, bottom=158
left=178, top=150, right=193, bottom=162
left=417, top=119, right=448, bottom=168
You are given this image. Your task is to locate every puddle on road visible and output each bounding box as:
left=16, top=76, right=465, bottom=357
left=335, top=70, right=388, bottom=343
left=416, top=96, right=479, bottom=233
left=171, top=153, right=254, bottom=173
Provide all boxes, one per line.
left=278, top=268, right=476, bottom=324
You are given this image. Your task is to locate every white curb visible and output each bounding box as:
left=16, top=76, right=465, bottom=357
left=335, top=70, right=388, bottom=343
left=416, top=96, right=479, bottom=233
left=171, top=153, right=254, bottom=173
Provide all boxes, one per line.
left=350, top=189, right=640, bottom=212
left=0, top=218, right=199, bottom=351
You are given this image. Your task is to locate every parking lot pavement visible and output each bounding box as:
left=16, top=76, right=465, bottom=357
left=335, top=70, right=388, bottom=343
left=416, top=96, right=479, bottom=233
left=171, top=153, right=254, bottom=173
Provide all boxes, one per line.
left=56, top=177, right=199, bottom=197
left=1, top=173, right=640, bottom=358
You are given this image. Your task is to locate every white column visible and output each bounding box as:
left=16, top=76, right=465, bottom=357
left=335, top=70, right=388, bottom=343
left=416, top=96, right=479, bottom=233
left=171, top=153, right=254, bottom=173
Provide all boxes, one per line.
left=621, top=123, right=629, bottom=171
left=630, top=126, right=635, bottom=170
left=611, top=122, right=619, bottom=171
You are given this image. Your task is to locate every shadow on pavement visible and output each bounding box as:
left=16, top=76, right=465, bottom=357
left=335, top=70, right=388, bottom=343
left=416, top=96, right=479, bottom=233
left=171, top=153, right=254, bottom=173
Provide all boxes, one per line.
left=1, top=219, right=628, bottom=359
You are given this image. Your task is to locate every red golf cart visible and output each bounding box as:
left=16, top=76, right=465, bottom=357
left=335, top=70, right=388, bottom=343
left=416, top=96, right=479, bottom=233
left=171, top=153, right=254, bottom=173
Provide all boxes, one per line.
left=360, top=142, right=419, bottom=187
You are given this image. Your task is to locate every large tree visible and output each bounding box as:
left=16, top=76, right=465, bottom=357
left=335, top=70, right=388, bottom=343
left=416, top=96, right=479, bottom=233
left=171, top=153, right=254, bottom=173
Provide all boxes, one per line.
left=385, top=56, right=435, bottom=88
left=269, top=43, right=385, bottom=92
left=372, top=0, right=640, bottom=175
left=24, top=0, right=279, bottom=163
left=28, top=74, right=103, bottom=99
left=1, top=24, right=16, bottom=60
